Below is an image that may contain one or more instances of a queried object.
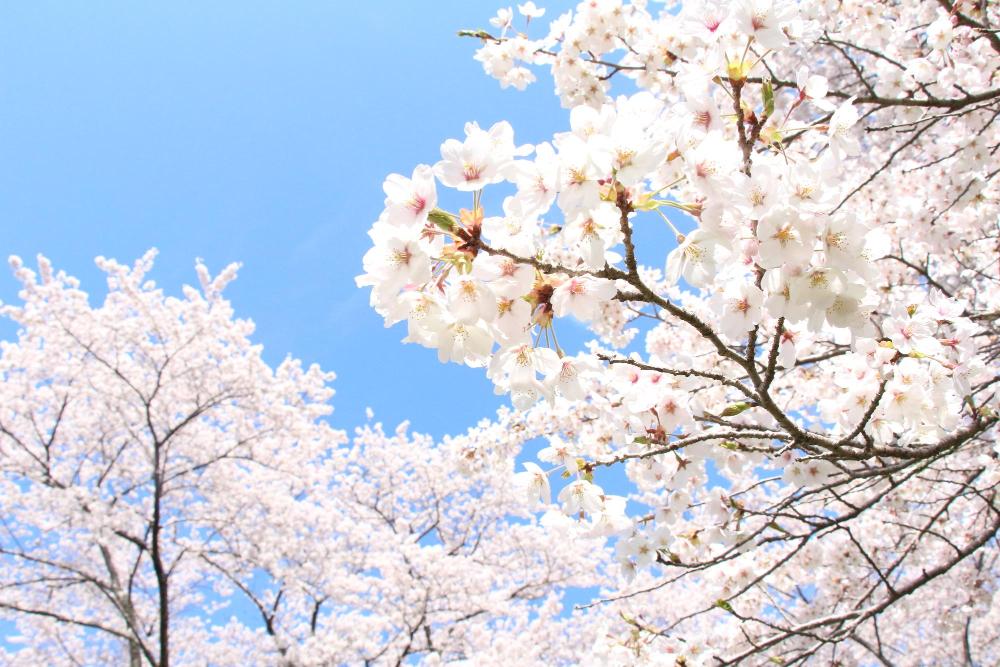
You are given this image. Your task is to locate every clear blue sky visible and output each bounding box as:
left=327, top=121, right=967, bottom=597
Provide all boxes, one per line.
left=0, top=1, right=588, bottom=438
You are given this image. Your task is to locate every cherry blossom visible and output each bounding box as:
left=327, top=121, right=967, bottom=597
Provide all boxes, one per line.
left=0, top=254, right=607, bottom=666
left=359, top=0, right=1000, bottom=662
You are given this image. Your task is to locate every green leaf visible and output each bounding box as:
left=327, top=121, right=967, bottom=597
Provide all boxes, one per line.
left=760, top=126, right=782, bottom=145
left=457, top=29, right=494, bottom=40
left=720, top=402, right=753, bottom=417
left=715, top=599, right=734, bottom=613
left=633, top=436, right=654, bottom=445
left=428, top=208, right=457, bottom=233
left=447, top=251, right=473, bottom=275
left=762, top=77, right=774, bottom=118
left=633, top=194, right=661, bottom=211
left=767, top=521, right=790, bottom=535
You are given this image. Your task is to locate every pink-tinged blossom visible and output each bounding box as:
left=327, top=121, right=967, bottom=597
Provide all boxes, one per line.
left=684, top=132, right=738, bottom=198
left=562, top=201, right=623, bottom=270
left=539, top=437, right=581, bottom=473
left=665, top=229, right=731, bottom=287
left=489, top=6, right=514, bottom=33
left=446, top=275, right=497, bottom=324
left=552, top=275, right=618, bottom=321
left=653, top=391, right=695, bottom=433
left=559, top=479, right=606, bottom=516
left=682, top=89, right=725, bottom=136
left=555, top=134, right=611, bottom=215
left=357, top=229, right=432, bottom=312
left=926, top=15, right=954, bottom=51
left=382, top=164, right=437, bottom=227
left=763, top=266, right=809, bottom=321
left=734, top=162, right=783, bottom=219
left=433, top=316, right=493, bottom=366
left=517, top=1, right=544, bottom=20
left=756, top=208, right=814, bottom=269
left=510, top=141, right=560, bottom=216
left=434, top=121, right=526, bottom=191
left=400, top=290, right=447, bottom=347
left=883, top=312, right=939, bottom=355
left=546, top=354, right=598, bottom=401
left=492, top=296, right=533, bottom=343
left=826, top=97, right=860, bottom=162
left=473, top=253, right=535, bottom=298
left=435, top=131, right=499, bottom=191
left=514, top=462, right=551, bottom=505
left=795, top=66, right=835, bottom=111
left=489, top=343, right=561, bottom=396
left=782, top=456, right=838, bottom=488
left=733, top=0, right=795, bottom=50
left=718, top=283, right=763, bottom=340
left=482, top=195, right=542, bottom=257
left=587, top=495, right=632, bottom=537
left=683, top=0, right=735, bottom=44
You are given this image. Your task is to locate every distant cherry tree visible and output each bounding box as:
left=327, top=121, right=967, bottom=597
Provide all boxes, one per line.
left=0, top=253, right=604, bottom=666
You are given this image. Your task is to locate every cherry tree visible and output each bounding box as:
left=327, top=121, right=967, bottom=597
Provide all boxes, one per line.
left=359, top=0, right=1000, bottom=663
left=0, top=252, right=606, bottom=666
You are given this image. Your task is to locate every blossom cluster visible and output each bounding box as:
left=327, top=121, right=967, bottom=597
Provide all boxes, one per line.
left=360, top=1, right=999, bottom=661
left=361, top=0, right=993, bottom=519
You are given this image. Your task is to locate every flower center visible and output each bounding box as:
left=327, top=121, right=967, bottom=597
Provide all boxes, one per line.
left=463, top=162, right=484, bottom=182
left=406, top=194, right=427, bottom=215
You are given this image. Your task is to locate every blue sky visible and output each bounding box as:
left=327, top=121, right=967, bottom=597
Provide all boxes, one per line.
left=0, top=0, right=592, bottom=439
